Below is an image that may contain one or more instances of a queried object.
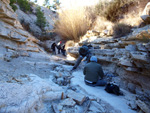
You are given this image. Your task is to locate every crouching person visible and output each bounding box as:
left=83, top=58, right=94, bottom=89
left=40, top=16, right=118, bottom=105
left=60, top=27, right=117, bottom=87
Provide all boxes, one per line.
left=83, top=56, right=107, bottom=87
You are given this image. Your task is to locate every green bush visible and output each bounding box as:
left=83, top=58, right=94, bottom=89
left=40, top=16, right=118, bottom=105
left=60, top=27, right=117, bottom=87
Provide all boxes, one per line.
left=11, top=4, right=18, bottom=11
left=113, top=23, right=132, bottom=38
left=10, top=0, right=18, bottom=11
left=17, top=0, right=31, bottom=13
left=10, top=0, right=17, bottom=4
left=36, top=7, right=46, bottom=30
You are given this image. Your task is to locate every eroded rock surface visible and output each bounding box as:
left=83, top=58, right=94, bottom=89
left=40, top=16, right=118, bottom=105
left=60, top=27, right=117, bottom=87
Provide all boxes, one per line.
left=67, top=26, right=150, bottom=112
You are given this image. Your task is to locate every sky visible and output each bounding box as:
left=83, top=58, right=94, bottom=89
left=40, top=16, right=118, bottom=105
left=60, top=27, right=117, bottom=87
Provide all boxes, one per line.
left=60, top=0, right=99, bottom=8
left=31, top=0, right=99, bottom=8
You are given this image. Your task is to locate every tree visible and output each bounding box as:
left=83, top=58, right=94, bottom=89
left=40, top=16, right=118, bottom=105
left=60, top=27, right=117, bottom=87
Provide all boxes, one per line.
left=43, top=0, right=60, bottom=10
left=17, top=0, right=31, bottom=13
left=52, top=0, right=60, bottom=10
left=43, top=0, right=49, bottom=6
left=10, top=0, right=18, bottom=11
left=36, top=7, right=46, bottom=30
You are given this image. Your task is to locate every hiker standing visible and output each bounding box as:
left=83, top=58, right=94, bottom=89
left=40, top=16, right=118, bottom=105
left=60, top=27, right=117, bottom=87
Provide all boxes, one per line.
left=57, top=41, right=62, bottom=54
left=83, top=56, right=107, bottom=86
left=51, top=42, right=57, bottom=55
left=71, top=45, right=92, bottom=71
left=61, top=44, right=66, bottom=56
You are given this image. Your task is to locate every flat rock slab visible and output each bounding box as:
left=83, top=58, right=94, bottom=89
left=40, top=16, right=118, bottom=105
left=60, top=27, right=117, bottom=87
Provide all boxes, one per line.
left=60, top=98, right=76, bottom=107
left=67, top=90, right=86, bottom=105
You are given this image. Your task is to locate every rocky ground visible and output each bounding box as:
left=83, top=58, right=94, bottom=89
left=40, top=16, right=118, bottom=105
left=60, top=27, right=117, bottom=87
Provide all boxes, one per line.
left=0, top=0, right=150, bottom=112
left=0, top=53, right=138, bottom=113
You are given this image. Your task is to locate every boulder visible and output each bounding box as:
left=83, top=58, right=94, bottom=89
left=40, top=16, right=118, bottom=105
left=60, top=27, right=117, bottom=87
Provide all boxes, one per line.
left=130, top=52, right=149, bottom=62
left=141, top=2, right=150, bottom=23
left=141, top=15, right=150, bottom=23
left=118, top=58, right=133, bottom=67
left=125, top=45, right=137, bottom=51
left=137, top=43, right=147, bottom=51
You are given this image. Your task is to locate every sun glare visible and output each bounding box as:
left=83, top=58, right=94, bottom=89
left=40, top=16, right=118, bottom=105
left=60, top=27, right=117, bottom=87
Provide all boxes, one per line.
left=66, top=54, right=76, bottom=61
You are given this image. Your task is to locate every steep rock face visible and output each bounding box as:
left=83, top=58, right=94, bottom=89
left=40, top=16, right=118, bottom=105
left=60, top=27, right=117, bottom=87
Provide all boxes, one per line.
left=67, top=26, right=150, bottom=101
left=0, top=0, right=45, bottom=61
left=15, top=3, right=55, bottom=37
left=0, top=0, right=65, bottom=112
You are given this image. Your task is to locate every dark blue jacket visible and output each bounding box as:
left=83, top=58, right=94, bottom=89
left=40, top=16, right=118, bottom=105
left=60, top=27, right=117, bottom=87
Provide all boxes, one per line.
left=79, top=45, right=90, bottom=57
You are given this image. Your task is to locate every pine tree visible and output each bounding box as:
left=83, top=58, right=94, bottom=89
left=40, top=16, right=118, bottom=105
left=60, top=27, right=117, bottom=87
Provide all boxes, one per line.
left=36, top=7, right=46, bottom=30
left=10, top=0, right=18, bottom=11
left=17, top=0, right=31, bottom=12
left=43, top=0, right=60, bottom=10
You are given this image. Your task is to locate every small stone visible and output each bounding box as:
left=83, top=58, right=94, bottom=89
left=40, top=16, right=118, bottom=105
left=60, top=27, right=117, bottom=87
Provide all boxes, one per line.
left=67, top=90, right=86, bottom=105
left=60, top=98, right=76, bottom=107
left=52, top=103, right=63, bottom=113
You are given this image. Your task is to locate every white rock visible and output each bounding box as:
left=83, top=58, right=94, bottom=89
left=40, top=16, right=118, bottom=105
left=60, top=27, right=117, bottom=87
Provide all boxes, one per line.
left=60, top=98, right=76, bottom=107
left=42, top=91, right=64, bottom=101
left=67, top=90, right=86, bottom=105
left=89, top=101, right=105, bottom=112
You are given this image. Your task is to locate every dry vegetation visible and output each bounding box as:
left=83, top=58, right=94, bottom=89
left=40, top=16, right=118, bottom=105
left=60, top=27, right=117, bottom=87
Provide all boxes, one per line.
left=95, top=0, right=149, bottom=22
left=94, top=0, right=150, bottom=37
left=54, top=7, right=95, bottom=41
left=98, top=0, right=136, bottom=22
left=113, top=23, right=132, bottom=38
left=93, top=17, right=114, bottom=33
left=54, top=0, right=150, bottom=40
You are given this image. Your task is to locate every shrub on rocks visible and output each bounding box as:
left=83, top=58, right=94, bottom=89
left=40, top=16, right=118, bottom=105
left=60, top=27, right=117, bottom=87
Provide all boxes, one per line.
left=95, top=0, right=135, bottom=22
left=17, top=0, right=31, bottom=13
left=10, top=0, right=18, bottom=11
left=113, top=23, right=132, bottom=38
left=36, top=7, right=47, bottom=30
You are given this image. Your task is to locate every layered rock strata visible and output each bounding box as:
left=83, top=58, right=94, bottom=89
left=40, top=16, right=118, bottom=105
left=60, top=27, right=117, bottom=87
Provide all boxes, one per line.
left=67, top=25, right=150, bottom=103
left=0, top=0, right=46, bottom=61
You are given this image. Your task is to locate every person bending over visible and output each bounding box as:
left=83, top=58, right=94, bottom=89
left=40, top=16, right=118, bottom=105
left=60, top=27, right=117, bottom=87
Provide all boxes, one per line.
left=71, top=45, right=91, bottom=71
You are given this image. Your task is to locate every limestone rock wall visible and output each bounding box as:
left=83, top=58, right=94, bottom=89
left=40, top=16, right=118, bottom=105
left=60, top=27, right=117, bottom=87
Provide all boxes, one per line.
left=67, top=25, right=150, bottom=100
left=0, top=1, right=63, bottom=112
left=15, top=2, right=55, bottom=37
left=0, top=0, right=44, bottom=61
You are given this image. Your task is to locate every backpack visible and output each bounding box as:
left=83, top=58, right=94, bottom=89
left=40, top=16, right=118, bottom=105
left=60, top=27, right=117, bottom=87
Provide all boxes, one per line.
left=105, top=83, right=121, bottom=96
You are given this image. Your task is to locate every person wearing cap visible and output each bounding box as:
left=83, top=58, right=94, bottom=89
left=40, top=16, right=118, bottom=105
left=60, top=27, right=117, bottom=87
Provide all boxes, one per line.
left=83, top=56, right=107, bottom=86
left=71, top=45, right=92, bottom=71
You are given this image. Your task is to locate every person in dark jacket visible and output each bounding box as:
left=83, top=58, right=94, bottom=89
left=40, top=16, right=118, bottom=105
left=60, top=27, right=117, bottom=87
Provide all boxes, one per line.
left=57, top=41, right=62, bottom=54
left=83, top=56, right=107, bottom=86
left=51, top=42, right=56, bottom=55
left=61, top=44, right=66, bottom=56
left=71, top=45, right=92, bottom=71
